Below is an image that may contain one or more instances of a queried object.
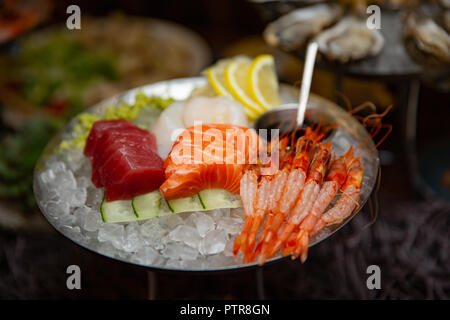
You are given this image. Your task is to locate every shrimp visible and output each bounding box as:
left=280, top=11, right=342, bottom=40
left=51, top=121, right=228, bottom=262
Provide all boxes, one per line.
left=282, top=147, right=354, bottom=262
left=253, top=127, right=323, bottom=264
left=310, top=156, right=364, bottom=237
left=242, top=137, right=290, bottom=260
left=259, top=142, right=332, bottom=264
left=233, top=166, right=259, bottom=256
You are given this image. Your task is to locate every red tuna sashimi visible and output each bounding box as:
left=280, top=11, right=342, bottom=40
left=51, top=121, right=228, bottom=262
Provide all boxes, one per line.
left=90, top=132, right=157, bottom=187
left=101, top=149, right=165, bottom=201
left=84, top=119, right=135, bottom=157
left=94, top=143, right=158, bottom=187
left=84, top=119, right=165, bottom=200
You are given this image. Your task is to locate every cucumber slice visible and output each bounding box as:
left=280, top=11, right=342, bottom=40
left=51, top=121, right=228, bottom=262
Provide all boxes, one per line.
left=198, top=189, right=242, bottom=210
left=100, top=189, right=243, bottom=224
left=166, top=195, right=203, bottom=213
left=132, top=190, right=161, bottom=219
left=100, top=197, right=136, bottom=223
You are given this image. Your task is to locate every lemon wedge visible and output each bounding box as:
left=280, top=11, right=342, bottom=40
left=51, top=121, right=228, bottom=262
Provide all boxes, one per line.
left=249, top=54, right=281, bottom=110
left=224, top=57, right=266, bottom=118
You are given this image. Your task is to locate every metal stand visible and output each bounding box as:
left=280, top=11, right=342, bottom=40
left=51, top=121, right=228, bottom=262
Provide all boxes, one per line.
left=256, top=268, right=266, bottom=300
left=147, top=271, right=158, bottom=300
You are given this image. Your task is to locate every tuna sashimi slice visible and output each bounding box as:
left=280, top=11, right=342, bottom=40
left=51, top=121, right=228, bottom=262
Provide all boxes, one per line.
left=101, top=149, right=165, bottom=201
left=104, top=167, right=165, bottom=201
left=91, top=134, right=157, bottom=186
left=84, top=119, right=165, bottom=200
left=84, top=119, right=134, bottom=157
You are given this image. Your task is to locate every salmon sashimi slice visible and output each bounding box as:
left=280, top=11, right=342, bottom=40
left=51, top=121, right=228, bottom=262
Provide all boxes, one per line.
left=160, top=124, right=263, bottom=200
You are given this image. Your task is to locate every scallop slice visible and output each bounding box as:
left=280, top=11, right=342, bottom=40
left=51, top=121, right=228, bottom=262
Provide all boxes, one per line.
left=183, top=96, right=249, bottom=128
left=150, top=101, right=186, bottom=159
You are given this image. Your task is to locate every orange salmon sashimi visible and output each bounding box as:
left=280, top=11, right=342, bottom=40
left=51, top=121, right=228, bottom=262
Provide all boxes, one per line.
left=160, top=124, right=264, bottom=200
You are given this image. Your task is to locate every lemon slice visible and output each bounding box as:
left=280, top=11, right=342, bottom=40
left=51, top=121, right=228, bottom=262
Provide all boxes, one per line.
left=249, top=54, right=282, bottom=110
left=224, top=58, right=266, bottom=117
left=206, top=59, right=233, bottom=96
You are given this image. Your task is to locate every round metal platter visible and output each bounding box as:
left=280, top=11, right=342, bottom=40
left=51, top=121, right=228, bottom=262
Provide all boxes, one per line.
left=33, top=77, right=379, bottom=272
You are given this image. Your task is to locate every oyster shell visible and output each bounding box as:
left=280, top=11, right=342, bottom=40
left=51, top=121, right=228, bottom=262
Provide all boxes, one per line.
left=263, top=3, right=343, bottom=51
left=315, top=17, right=385, bottom=63
left=404, top=12, right=450, bottom=65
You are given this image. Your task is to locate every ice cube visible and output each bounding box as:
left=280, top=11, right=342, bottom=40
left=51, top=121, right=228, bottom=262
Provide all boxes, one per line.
left=53, top=169, right=77, bottom=191
left=168, top=225, right=202, bottom=249
left=184, top=257, right=208, bottom=269
left=230, top=208, right=245, bottom=220
left=139, top=219, right=167, bottom=250
left=122, top=224, right=143, bottom=253
left=198, top=229, right=228, bottom=255
left=63, top=148, right=83, bottom=171
left=67, top=188, right=87, bottom=208
left=83, top=210, right=103, bottom=232
left=60, top=225, right=82, bottom=242
left=193, top=213, right=215, bottom=237
left=165, top=259, right=185, bottom=269
left=158, top=214, right=183, bottom=230
left=52, top=161, right=66, bottom=173
left=217, top=217, right=243, bottom=235
left=162, top=243, right=199, bottom=260
left=85, top=187, right=103, bottom=208
left=45, top=200, right=70, bottom=217
left=76, top=176, right=91, bottom=189
left=98, top=223, right=125, bottom=243
left=58, top=213, right=77, bottom=227
left=134, top=246, right=164, bottom=265
left=207, top=254, right=235, bottom=267
left=38, top=169, right=55, bottom=189
left=210, top=208, right=230, bottom=222
left=223, top=237, right=235, bottom=257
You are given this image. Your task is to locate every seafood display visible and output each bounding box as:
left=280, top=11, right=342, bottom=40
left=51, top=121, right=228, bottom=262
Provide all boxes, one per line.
left=263, top=3, right=343, bottom=51
left=34, top=56, right=378, bottom=270
left=315, top=17, right=385, bottom=63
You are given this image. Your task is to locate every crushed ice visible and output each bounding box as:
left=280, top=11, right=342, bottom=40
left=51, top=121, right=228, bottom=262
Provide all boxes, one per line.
left=36, top=147, right=246, bottom=270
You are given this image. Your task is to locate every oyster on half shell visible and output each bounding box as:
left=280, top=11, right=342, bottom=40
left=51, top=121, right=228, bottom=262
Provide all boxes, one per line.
left=315, top=17, right=385, bottom=63
left=404, top=12, right=450, bottom=65
left=263, top=3, right=343, bottom=51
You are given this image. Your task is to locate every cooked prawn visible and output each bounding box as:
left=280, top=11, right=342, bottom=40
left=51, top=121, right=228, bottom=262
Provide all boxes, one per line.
left=282, top=147, right=354, bottom=262
left=256, top=128, right=322, bottom=250
left=259, top=142, right=332, bottom=264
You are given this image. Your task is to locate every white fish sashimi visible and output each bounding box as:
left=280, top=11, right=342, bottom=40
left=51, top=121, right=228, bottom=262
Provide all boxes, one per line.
left=150, top=101, right=186, bottom=159
left=183, top=96, right=249, bottom=128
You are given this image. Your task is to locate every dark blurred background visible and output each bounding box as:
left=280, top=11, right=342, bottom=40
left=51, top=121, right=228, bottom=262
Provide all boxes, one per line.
left=0, top=0, right=449, bottom=299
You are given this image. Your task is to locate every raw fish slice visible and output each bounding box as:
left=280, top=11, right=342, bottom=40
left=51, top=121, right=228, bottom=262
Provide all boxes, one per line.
left=160, top=124, right=261, bottom=200
left=93, top=133, right=156, bottom=171
left=92, top=141, right=157, bottom=187
left=104, top=166, right=165, bottom=201
left=84, top=119, right=135, bottom=157
left=99, top=147, right=159, bottom=186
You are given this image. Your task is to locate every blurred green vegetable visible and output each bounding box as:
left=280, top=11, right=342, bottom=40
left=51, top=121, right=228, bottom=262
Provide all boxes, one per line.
left=0, top=118, right=63, bottom=210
